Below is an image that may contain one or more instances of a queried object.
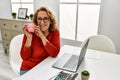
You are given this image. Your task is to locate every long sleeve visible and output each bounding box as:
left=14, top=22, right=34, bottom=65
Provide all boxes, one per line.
left=20, top=35, right=32, bottom=60
left=44, top=30, right=60, bottom=57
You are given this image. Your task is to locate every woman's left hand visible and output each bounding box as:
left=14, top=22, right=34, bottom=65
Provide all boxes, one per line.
left=34, top=26, right=44, bottom=38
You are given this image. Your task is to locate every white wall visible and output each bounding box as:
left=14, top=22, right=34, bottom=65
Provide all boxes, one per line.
left=98, top=0, right=120, bottom=53
left=0, top=0, right=11, bottom=18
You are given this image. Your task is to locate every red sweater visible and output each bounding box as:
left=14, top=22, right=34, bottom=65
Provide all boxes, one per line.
left=20, top=30, right=60, bottom=70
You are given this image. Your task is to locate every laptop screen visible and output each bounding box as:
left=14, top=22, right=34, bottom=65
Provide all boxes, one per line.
left=77, top=38, right=89, bottom=69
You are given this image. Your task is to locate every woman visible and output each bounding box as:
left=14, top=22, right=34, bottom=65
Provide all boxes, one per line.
left=20, top=7, right=60, bottom=75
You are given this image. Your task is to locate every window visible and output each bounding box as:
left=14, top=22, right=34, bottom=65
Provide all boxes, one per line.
left=59, top=0, right=101, bottom=41
left=11, top=0, right=34, bottom=17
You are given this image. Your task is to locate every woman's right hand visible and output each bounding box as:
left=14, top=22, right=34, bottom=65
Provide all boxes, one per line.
left=23, top=24, right=33, bottom=48
left=23, top=24, right=32, bottom=39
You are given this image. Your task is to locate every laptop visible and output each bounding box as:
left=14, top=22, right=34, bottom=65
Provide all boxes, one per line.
left=52, top=38, right=89, bottom=72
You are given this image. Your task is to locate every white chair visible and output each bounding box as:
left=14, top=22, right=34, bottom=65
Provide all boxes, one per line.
left=84, top=35, right=116, bottom=53
left=9, top=34, right=24, bottom=75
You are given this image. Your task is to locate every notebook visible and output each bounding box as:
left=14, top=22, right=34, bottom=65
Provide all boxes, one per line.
left=52, top=38, right=89, bottom=72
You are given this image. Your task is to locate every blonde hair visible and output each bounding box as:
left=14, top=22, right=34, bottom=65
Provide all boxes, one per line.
left=33, top=7, right=58, bottom=32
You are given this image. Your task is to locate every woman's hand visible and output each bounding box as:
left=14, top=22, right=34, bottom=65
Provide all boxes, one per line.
left=23, top=24, right=32, bottom=39
left=34, top=25, right=49, bottom=45
left=34, top=25, right=44, bottom=38
left=23, top=24, right=33, bottom=48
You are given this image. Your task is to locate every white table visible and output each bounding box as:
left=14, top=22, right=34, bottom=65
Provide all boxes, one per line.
left=12, top=45, right=120, bottom=80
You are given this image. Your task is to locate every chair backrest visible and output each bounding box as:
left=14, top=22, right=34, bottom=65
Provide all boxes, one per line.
left=9, top=34, right=24, bottom=74
left=84, top=35, right=116, bottom=53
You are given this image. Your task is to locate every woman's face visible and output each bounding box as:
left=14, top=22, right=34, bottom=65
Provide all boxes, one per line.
left=37, top=11, right=51, bottom=32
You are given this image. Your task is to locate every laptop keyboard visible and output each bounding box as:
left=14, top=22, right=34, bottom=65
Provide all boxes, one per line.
left=54, top=71, right=78, bottom=80
left=63, top=55, right=79, bottom=69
